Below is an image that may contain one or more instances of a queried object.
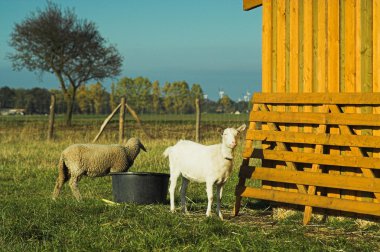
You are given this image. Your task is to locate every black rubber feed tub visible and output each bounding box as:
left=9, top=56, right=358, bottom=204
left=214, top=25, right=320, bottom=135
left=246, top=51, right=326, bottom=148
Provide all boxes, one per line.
left=110, top=172, right=169, bottom=204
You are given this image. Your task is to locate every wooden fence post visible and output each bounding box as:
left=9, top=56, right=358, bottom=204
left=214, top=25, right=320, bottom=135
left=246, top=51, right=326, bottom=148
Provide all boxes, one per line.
left=119, top=97, right=126, bottom=143
left=195, top=98, right=201, bottom=142
left=47, top=93, right=55, bottom=141
left=92, top=103, right=121, bottom=143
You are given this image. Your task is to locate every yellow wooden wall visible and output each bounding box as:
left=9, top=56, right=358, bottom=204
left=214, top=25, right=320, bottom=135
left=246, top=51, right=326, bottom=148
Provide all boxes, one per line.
left=256, top=0, right=380, bottom=95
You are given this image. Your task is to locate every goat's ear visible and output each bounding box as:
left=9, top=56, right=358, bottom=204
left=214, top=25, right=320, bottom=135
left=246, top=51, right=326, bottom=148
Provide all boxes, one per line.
left=216, top=127, right=224, bottom=135
left=236, top=124, right=247, bottom=133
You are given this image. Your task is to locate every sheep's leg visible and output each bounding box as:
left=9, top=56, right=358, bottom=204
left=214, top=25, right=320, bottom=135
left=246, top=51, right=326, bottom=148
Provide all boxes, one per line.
left=52, top=176, right=66, bottom=200
left=216, top=184, right=224, bottom=220
left=68, top=176, right=82, bottom=201
left=205, top=182, right=213, bottom=217
left=180, top=176, right=189, bottom=214
left=169, top=170, right=180, bottom=213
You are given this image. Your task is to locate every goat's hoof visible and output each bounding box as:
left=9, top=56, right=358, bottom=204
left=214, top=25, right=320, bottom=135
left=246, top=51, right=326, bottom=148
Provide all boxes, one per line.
left=170, top=209, right=176, bottom=213
left=182, top=209, right=188, bottom=215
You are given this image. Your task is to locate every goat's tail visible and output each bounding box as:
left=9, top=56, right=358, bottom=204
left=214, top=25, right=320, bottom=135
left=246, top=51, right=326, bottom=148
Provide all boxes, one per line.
left=52, top=154, right=69, bottom=200
left=163, top=146, right=173, bottom=158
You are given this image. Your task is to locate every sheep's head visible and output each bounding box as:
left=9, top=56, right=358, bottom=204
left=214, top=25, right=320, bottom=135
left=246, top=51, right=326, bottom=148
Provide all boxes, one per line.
left=124, top=137, right=147, bottom=152
left=221, top=124, right=246, bottom=149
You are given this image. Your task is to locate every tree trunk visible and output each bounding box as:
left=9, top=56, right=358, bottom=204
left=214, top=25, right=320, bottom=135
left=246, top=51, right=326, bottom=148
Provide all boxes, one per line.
left=64, top=88, right=77, bottom=126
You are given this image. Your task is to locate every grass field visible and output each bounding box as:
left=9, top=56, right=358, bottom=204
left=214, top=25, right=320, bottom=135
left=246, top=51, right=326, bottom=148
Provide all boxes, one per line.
left=1, top=114, right=379, bottom=251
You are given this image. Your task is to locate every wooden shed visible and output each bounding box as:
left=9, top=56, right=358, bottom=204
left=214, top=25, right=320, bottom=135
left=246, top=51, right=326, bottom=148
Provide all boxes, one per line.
left=235, top=0, right=380, bottom=224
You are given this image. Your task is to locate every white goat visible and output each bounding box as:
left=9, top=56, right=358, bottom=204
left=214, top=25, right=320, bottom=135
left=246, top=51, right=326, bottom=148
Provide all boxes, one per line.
left=163, top=124, right=246, bottom=219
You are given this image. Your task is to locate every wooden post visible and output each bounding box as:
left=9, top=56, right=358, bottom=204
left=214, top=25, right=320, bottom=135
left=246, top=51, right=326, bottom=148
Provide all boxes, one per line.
left=195, top=98, right=201, bottom=142
left=119, top=97, right=126, bottom=143
left=124, top=102, right=154, bottom=139
left=47, top=93, right=55, bottom=141
left=93, top=103, right=121, bottom=143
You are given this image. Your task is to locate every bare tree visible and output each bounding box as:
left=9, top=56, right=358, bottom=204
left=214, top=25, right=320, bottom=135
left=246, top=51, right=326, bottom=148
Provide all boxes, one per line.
left=8, top=2, right=122, bottom=125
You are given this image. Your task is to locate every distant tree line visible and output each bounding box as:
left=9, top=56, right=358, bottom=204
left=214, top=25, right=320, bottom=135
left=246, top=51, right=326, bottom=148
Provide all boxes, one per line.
left=0, top=77, right=251, bottom=115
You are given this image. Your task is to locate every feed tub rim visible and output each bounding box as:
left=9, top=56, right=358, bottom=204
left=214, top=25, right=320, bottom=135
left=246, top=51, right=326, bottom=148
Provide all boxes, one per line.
left=109, top=171, right=169, bottom=177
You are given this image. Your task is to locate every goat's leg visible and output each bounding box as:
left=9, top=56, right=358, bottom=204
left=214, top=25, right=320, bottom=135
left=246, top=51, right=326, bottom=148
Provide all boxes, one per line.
left=216, top=184, right=224, bottom=220
left=205, top=182, right=213, bottom=217
left=169, top=170, right=180, bottom=213
left=180, top=176, right=189, bottom=214
left=68, top=175, right=82, bottom=201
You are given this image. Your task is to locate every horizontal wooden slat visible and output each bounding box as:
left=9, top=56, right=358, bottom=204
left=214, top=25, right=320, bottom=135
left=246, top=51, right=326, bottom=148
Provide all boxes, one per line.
left=242, top=167, right=380, bottom=192
left=250, top=111, right=380, bottom=126
left=246, top=129, right=380, bottom=148
left=253, top=93, right=380, bottom=105
left=249, top=149, right=380, bottom=169
left=243, top=0, right=262, bottom=11
left=239, top=187, right=380, bottom=216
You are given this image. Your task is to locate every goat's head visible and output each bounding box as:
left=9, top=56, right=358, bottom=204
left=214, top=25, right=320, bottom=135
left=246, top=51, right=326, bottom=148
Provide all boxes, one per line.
left=221, top=124, right=246, bottom=149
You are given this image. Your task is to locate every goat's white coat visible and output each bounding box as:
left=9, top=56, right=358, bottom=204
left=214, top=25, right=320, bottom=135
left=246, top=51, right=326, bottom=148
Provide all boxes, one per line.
left=164, top=124, right=246, bottom=219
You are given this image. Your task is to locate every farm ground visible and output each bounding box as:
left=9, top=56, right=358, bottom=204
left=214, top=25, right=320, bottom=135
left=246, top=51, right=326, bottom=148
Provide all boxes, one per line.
left=1, top=114, right=379, bottom=251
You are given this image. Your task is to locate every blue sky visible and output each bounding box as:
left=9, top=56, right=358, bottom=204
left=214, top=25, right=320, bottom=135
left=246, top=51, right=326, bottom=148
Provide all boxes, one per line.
left=0, top=0, right=262, bottom=101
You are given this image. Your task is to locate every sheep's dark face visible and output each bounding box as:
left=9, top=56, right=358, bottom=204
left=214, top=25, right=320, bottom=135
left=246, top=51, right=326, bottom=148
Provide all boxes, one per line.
left=125, top=137, right=147, bottom=152
left=222, top=124, right=246, bottom=149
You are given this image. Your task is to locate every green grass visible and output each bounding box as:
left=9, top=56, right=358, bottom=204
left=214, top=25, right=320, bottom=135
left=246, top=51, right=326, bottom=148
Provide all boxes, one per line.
left=1, top=115, right=379, bottom=251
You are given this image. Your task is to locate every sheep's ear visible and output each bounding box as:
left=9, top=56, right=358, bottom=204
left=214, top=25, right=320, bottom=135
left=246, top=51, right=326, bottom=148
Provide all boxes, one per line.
left=139, top=142, right=147, bottom=152
left=236, top=124, right=247, bottom=133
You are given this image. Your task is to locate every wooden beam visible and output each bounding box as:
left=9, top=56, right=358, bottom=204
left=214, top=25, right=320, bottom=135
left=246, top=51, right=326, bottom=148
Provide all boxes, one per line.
left=254, top=149, right=380, bottom=170
left=329, top=104, right=379, bottom=200
left=303, top=121, right=328, bottom=225
left=252, top=92, right=380, bottom=104
left=259, top=104, right=307, bottom=194
left=243, top=0, right=262, bottom=11
left=247, top=167, right=380, bottom=193
left=250, top=111, right=380, bottom=127
left=246, top=129, right=380, bottom=149
left=240, top=187, right=380, bottom=217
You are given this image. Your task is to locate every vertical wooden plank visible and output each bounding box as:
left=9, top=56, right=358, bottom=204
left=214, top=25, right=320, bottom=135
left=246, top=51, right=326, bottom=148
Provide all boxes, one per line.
left=317, top=0, right=327, bottom=93
left=339, top=0, right=345, bottom=92
left=303, top=0, right=313, bottom=157
left=299, top=1, right=304, bottom=93
left=361, top=0, right=373, bottom=203
left=375, top=0, right=380, bottom=94
left=261, top=0, right=273, bottom=191
left=373, top=0, right=380, bottom=203
left=290, top=0, right=299, bottom=93
left=285, top=0, right=290, bottom=94
left=312, top=0, right=319, bottom=93
left=316, top=0, right=327, bottom=199
left=343, top=0, right=357, bottom=202
left=303, top=0, right=313, bottom=94
left=275, top=0, right=286, bottom=193
left=277, top=0, right=286, bottom=95
left=288, top=0, right=299, bottom=193
left=327, top=0, right=341, bottom=201
left=262, top=0, right=273, bottom=93
left=272, top=0, right=278, bottom=93
left=327, top=0, right=340, bottom=92
left=345, top=0, right=356, bottom=92
left=355, top=0, right=363, bottom=203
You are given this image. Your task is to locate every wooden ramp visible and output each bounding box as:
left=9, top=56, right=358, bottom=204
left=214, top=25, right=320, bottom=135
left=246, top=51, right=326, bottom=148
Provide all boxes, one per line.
left=234, top=93, right=380, bottom=225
